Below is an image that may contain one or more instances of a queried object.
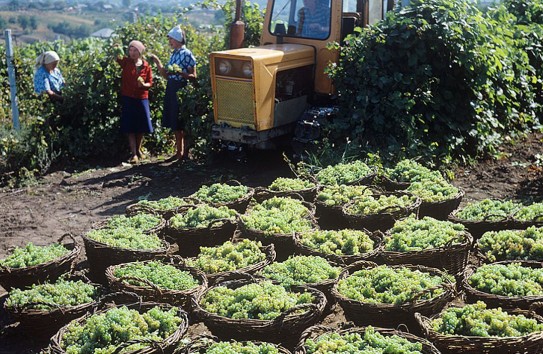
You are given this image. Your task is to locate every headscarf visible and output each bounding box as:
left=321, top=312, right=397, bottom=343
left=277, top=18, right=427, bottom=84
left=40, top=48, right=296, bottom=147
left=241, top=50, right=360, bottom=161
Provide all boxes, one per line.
left=167, top=25, right=185, bottom=44
left=128, top=40, right=145, bottom=55
left=35, top=51, right=60, bottom=71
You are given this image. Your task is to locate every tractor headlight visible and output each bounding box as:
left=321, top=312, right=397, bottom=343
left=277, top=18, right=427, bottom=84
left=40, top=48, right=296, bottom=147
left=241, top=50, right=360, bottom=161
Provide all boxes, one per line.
left=241, top=62, right=253, bottom=78
left=218, top=60, right=232, bottom=75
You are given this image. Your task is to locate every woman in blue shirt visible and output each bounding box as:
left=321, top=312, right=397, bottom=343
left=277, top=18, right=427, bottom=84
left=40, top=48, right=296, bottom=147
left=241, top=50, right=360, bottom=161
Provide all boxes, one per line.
left=149, top=25, right=197, bottom=161
left=33, top=51, right=65, bottom=102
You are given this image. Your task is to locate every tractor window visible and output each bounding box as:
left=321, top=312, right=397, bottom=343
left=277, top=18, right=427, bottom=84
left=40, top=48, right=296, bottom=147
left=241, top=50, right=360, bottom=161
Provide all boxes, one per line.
left=270, top=0, right=331, bottom=40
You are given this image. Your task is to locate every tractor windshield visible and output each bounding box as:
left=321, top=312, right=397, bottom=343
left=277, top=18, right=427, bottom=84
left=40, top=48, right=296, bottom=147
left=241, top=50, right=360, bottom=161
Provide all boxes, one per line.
left=270, top=0, right=331, bottom=40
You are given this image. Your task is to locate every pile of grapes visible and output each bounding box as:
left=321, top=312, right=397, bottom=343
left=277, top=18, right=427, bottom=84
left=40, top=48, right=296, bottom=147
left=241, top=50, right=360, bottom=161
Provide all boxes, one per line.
left=315, top=161, right=373, bottom=186
left=344, top=194, right=419, bottom=216
left=297, top=229, right=375, bottom=256
left=191, top=183, right=250, bottom=204
left=85, top=227, right=163, bottom=250
left=260, top=255, right=341, bottom=287
left=131, top=196, right=194, bottom=212
left=316, top=185, right=374, bottom=207
left=268, top=177, right=316, bottom=192
left=169, top=205, right=237, bottom=230
left=102, top=213, right=162, bottom=232
left=477, top=226, right=543, bottom=261
left=0, top=242, right=70, bottom=268
left=467, top=262, right=543, bottom=297
left=454, top=199, right=521, bottom=221
left=384, top=159, right=443, bottom=183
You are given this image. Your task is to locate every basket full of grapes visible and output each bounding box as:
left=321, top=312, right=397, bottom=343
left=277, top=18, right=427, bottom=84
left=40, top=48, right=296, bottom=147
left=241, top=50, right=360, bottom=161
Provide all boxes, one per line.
left=176, top=335, right=292, bottom=354
left=475, top=226, right=543, bottom=263
left=380, top=217, right=473, bottom=276
left=93, top=213, right=166, bottom=236
left=49, top=301, right=189, bottom=354
left=313, top=161, right=377, bottom=187
left=331, top=261, right=456, bottom=329
left=183, top=238, right=275, bottom=285
left=511, top=201, right=543, bottom=229
left=190, top=180, right=255, bottom=213
left=191, top=274, right=327, bottom=344
left=105, top=259, right=207, bottom=310
left=342, top=192, right=422, bottom=232
left=448, top=199, right=520, bottom=239
left=415, top=301, right=543, bottom=354
left=293, top=228, right=382, bottom=265
left=3, top=273, right=103, bottom=338
left=407, top=179, right=464, bottom=221
left=380, top=159, right=443, bottom=191
left=126, top=196, right=197, bottom=220
left=82, top=226, right=171, bottom=284
left=0, top=234, right=80, bottom=291
left=165, top=204, right=238, bottom=257
left=462, top=260, right=543, bottom=310
left=294, top=324, right=441, bottom=354
left=255, top=177, right=318, bottom=203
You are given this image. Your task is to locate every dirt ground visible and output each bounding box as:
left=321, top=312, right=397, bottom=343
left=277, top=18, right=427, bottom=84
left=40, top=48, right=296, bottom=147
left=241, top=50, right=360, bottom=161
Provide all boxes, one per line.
left=0, top=132, right=542, bottom=353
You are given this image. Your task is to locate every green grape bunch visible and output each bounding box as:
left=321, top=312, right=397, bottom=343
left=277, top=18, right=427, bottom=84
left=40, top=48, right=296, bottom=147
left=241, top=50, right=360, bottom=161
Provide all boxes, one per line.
left=86, top=227, right=163, bottom=250
left=468, top=262, right=543, bottom=297
left=316, top=185, right=374, bottom=207
left=105, top=213, right=162, bottom=231
left=384, top=159, right=443, bottom=183
left=185, top=239, right=266, bottom=274
left=514, top=202, right=543, bottom=222
left=384, top=216, right=466, bottom=252
left=298, top=229, right=375, bottom=256
left=432, top=301, right=543, bottom=337
left=260, top=255, right=341, bottom=287
left=304, top=326, right=424, bottom=353
left=316, top=161, right=373, bottom=186
left=406, top=178, right=460, bottom=203
left=477, top=226, right=543, bottom=262
left=169, top=205, right=237, bottom=230
left=201, top=280, right=314, bottom=320
left=268, top=177, right=315, bottom=192
left=113, top=261, right=200, bottom=291
left=345, top=194, right=419, bottom=216
left=206, top=341, right=282, bottom=354
left=135, top=196, right=194, bottom=211
left=192, top=183, right=250, bottom=204
left=0, top=242, right=70, bottom=269
left=454, top=199, right=522, bottom=221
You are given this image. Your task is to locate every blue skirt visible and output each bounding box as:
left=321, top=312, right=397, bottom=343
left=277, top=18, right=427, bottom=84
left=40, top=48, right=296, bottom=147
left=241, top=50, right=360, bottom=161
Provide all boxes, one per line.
left=120, top=96, right=153, bottom=134
left=162, top=79, right=187, bottom=130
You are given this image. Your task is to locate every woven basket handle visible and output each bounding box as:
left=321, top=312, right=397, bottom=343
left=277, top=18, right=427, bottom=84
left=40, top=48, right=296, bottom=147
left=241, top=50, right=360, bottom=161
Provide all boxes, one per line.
left=111, top=338, right=162, bottom=354
left=57, top=232, right=77, bottom=246
left=295, top=324, right=330, bottom=353
left=213, top=271, right=257, bottom=285
left=410, top=285, right=442, bottom=304
left=118, top=275, right=163, bottom=295
left=344, top=260, right=378, bottom=274
left=529, top=301, right=543, bottom=313
left=178, top=334, right=218, bottom=353
left=206, top=217, right=235, bottom=230
left=16, top=300, right=63, bottom=312
left=264, top=243, right=277, bottom=262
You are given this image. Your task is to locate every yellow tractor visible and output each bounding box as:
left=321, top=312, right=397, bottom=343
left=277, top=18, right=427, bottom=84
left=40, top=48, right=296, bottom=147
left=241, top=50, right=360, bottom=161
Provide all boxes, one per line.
left=210, top=0, right=390, bottom=150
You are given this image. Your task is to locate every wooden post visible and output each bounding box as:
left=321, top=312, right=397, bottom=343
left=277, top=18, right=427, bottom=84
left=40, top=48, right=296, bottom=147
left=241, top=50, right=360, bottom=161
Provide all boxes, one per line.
left=5, top=29, right=20, bottom=130
left=229, top=0, right=245, bottom=49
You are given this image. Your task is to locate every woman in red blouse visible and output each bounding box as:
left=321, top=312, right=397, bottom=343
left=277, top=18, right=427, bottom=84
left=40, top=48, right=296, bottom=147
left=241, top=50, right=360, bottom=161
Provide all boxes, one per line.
left=116, top=40, right=153, bottom=164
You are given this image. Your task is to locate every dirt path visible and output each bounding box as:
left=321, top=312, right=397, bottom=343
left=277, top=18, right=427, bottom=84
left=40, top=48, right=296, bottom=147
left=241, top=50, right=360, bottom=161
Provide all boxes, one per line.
left=0, top=133, right=542, bottom=353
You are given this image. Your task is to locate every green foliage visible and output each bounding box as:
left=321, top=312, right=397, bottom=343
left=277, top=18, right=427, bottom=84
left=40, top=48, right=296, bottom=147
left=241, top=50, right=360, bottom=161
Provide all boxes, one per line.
left=477, top=226, right=543, bottom=262
left=0, top=242, right=69, bottom=268
left=201, top=280, right=314, bottom=320
left=327, top=0, right=540, bottom=163
left=385, top=217, right=466, bottom=252
left=260, top=255, right=341, bottom=287
left=185, top=239, right=266, bottom=274
left=337, top=265, right=449, bottom=305
left=6, top=278, right=98, bottom=310
left=304, top=326, right=423, bottom=353
left=113, top=261, right=200, bottom=291
left=60, top=306, right=183, bottom=353
left=432, top=301, right=543, bottom=337
left=298, top=229, right=375, bottom=256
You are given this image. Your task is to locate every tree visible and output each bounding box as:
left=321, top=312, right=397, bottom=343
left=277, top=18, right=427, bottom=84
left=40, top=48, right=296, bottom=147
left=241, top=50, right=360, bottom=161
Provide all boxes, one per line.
left=18, top=15, right=29, bottom=30
left=29, top=16, right=38, bottom=31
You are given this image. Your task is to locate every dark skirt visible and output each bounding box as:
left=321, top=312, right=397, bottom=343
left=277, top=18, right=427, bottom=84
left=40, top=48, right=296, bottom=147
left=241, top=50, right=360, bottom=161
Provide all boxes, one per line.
left=162, top=79, right=187, bottom=130
left=120, top=96, right=153, bottom=134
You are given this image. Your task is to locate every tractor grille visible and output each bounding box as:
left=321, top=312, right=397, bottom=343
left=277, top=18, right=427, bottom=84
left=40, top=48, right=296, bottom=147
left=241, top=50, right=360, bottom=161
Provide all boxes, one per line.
left=216, top=78, right=255, bottom=127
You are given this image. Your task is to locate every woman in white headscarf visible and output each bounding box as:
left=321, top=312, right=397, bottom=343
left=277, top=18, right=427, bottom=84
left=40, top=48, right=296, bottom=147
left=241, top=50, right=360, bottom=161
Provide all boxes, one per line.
left=33, top=50, right=65, bottom=102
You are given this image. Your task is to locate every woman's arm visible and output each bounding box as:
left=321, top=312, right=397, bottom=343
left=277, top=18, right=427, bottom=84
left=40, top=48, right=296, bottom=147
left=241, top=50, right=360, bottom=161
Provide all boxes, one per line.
left=148, top=54, right=168, bottom=79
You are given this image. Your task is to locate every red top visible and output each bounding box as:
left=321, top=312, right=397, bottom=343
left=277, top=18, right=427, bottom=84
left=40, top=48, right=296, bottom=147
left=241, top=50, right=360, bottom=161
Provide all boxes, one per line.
left=117, top=57, right=153, bottom=99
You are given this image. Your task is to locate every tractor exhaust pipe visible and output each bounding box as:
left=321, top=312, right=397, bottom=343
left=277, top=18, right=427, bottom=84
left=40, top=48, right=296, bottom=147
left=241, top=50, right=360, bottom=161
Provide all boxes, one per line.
left=229, top=0, right=245, bottom=49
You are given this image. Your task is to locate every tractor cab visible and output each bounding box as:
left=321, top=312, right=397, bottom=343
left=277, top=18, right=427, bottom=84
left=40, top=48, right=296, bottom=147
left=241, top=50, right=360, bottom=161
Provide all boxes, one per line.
left=210, top=0, right=388, bottom=148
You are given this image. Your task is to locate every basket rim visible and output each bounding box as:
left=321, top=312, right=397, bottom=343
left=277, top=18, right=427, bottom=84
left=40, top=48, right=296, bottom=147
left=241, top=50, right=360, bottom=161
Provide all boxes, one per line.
left=380, top=230, right=473, bottom=257
left=417, top=187, right=465, bottom=206
left=341, top=191, right=422, bottom=219
left=0, top=234, right=81, bottom=275
left=92, top=215, right=166, bottom=235
left=49, top=301, right=189, bottom=353
left=294, top=324, right=441, bottom=354
left=332, top=262, right=457, bottom=311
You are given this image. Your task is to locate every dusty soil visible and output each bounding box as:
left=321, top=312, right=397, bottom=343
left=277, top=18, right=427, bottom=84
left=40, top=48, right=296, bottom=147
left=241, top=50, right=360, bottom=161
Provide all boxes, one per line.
left=0, top=132, right=542, bottom=353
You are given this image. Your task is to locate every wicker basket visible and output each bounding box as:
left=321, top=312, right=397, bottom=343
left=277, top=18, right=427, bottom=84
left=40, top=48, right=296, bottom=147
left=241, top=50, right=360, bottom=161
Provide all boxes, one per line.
left=380, top=231, right=473, bottom=276
left=314, top=200, right=350, bottom=230
left=126, top=198, right=196, bottom=220
left=165, top=216, right=238, bottom=257
left=254, top=185, right=319, bottom=204
left=294, top=324, right=441, bottom=354
left=105, top=259, right=207, bottom=311
left=3, top=273, right=103, bottom=338
left=292, top=229, right=383, bottom=266
left=447, top=210, right=515, bottom=240
left=49, top=301, right=189, bottom=354
left=331, top=261, right=456, bottom=331
left=184, top=241, right=276, bottom=285
left=314, top=169, right=378, bottom=187
left=342, top=192, right=422, bottom=232
left=191, top=274, right=327, bottom=345
left=379, top=175, right=411, bottom=191
left=0, top=234, right=81, bottom=291
left=415, top=307, right=543, bottom=353
left=192, top=180, right=255, bottom=214
left=82, top=234, right=171, bottom=284
left=462, top=260, right=543, bottom=310
left=176, top=335, right=292, bottom=354
left=418, top=189, right=465, bottom=220
left=510, top=210, right=543, bottom=230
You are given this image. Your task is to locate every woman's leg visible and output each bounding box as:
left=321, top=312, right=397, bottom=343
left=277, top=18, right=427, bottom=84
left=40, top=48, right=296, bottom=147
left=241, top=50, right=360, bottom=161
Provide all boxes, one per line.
left=128, top=133, right=138, bottom=163
left=136, top=133, right=145, bottom=158
left=174, top=130, right=185, bottom=158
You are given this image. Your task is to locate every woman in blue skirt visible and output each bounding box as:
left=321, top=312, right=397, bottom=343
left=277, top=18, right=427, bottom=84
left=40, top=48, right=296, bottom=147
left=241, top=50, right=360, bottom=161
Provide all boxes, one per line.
left=116, top=40, right=153, bottom=164
left=149, top=25, right=197, bottom=160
